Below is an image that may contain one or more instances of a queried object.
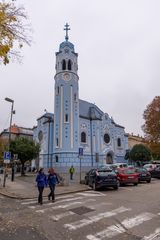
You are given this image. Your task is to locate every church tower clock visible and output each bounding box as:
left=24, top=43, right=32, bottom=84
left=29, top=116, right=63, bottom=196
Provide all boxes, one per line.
left=54, top=24, right=79, bottom=165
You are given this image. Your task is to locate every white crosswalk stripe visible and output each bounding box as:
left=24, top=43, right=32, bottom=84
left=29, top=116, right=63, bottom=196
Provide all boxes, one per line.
left=64, top=206, right=131, bottom=231
left=50, top=211, right=76, bottom=221
left=142, top=228, right=160, bottom=240
left=76, top=191, right=106, bottom=197
left=86, top=212, right=156, bottom=240
left=21, top=194, right=77, bottom=205
left=36, top=198, right=96, bottom=213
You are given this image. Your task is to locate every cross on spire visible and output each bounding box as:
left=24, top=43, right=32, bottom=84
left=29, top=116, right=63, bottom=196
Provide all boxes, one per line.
left=64, top=23, right=70, bottom=41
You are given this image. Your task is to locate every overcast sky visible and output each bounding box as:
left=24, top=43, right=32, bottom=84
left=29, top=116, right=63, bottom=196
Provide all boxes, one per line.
left=1, top=0, right=160, bottom=136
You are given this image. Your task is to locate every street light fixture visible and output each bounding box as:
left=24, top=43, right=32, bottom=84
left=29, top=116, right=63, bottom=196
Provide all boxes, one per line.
left=5, top=97, right=15, bottom=182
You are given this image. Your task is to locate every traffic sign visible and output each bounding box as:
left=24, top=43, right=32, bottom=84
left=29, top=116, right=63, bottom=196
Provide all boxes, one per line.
left=4, top=151, right=11, bottom=163
left=79, top=147, right=83, bottom=157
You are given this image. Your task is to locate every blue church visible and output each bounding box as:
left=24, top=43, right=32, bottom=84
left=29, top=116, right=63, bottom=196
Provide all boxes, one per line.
left=33, top=24, right=128, bottom=172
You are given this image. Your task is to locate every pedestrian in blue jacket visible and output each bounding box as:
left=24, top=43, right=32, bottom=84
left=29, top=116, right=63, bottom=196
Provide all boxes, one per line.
left=36, top=168, right=47, bottom=205
left=47, top=168, right=59, bottom=202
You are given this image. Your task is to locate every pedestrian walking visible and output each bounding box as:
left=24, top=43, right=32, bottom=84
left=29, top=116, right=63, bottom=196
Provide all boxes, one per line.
left=47, top=168, right=59, bottom=202
left=36, top=168, right=47, bottom=205
left=69, top=165, right=75, bottom=180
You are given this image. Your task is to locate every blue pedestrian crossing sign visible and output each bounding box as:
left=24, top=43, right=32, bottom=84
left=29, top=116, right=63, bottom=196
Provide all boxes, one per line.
left=4, top=151, right=11, bottom=163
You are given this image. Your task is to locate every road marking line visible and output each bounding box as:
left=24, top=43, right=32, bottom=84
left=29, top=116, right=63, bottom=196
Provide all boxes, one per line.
left=50, top=211, right=75, bottom=221
left=21, top=197, right=83, bottom=205
left=64, top=206, right=131, bottom=230
left=36, top=199, right=95, bottom=213
left=120, top=187, right=133, bottom=191
left=142, top=228, right=160, bottom=240
left=76, top=192, right=105, bottom=197
left=76, top=191, right=106, bottom=196
left=86, top=212, right=156, bottom=240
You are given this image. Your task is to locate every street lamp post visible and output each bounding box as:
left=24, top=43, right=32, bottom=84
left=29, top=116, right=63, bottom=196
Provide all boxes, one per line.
left=43, top=115, right=53, bottom=168
left=5, top=97, right=15, bottom=182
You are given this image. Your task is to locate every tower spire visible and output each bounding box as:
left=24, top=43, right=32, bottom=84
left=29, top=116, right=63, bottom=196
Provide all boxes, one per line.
left=64, top=23, right=70, bottom=41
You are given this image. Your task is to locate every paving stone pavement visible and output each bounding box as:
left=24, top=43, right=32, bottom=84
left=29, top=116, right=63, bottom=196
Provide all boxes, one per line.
left=0, top=173, right=90, bottom=199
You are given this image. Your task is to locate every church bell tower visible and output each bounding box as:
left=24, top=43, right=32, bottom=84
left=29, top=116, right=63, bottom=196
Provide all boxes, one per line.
left=53, top=24, right=79, bottom=163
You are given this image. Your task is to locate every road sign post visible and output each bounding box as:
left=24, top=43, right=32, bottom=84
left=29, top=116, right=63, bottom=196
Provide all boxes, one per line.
left=79, top=148, right=83, bottom=183
left=3, top=151, right=11, bottom=187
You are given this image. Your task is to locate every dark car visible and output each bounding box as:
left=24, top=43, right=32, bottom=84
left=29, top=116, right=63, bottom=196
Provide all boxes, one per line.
left=135, top=168, right=151, bottom=183
left=88, top=167, right=119, bottom=191
left=150, top=166, right=160, bottom=178
left=84, top=169, right=95, bottom=185
left=117, top=168, right=139, bottom=186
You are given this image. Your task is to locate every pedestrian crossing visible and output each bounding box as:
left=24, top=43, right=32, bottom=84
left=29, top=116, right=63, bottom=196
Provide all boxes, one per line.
left=20, top=190, right=160, bottom=240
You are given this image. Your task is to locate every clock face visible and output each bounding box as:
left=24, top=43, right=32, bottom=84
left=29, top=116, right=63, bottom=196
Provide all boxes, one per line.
left=63, top=73, right=70, bottom=81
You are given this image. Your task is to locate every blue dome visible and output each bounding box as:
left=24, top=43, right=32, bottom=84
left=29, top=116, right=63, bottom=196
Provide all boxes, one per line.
left=59, top=41, right=74, bottom=51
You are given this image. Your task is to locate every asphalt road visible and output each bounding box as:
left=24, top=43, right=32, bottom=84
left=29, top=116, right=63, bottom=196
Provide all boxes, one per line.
left=1, top=179, right=160, bottom=240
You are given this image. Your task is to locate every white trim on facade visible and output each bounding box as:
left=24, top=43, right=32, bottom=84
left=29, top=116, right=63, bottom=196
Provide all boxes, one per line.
left=70, top=85, right=73, bottom=148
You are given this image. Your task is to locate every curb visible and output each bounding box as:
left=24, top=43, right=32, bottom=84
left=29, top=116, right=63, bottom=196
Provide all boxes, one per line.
left=0, top=187, right=92, bottom=200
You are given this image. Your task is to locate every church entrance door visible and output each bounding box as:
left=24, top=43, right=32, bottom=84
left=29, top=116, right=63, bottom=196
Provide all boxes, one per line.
left=106, top=152, right=113, bottom=164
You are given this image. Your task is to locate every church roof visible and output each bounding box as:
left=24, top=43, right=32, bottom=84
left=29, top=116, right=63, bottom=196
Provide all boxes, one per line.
left=59, top=41, right=75, bottom=51
left=79, top=99, right=103, bottom=120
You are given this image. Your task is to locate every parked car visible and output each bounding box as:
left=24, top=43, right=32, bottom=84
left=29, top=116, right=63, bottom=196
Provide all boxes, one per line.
left=149, top=166, right=160, bottom=179
left=143, top=164, right=157, bottom=172
left=116, top=168, right=139, bottom=186
left=112, top=163, right=128, bottom=171
left=84, top=169, right=95, bottom=185
left=135, top=167, right=151, bottom=183
left=88, top=167, right=119, bottom=191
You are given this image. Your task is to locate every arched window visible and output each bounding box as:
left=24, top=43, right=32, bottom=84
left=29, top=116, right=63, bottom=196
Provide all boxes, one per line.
left=68, top=59, right=72, bottom=70
left=117, top=138, right=121, bottom=147
left=62, top=59, right=66, bottom=70
left=55, top=155, right=59, bottom=162
left=104, top=133, right=110, bottom=144
left=56, top=138, right=59, bottom=147
left=81, top=132, right=86, bottom=143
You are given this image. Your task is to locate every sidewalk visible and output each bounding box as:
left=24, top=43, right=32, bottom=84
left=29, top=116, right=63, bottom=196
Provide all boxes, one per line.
left=0, top=173, right=90, bottom=199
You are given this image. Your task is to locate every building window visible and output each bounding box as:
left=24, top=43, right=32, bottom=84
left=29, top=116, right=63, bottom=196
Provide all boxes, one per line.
left=55, top=155, right=58, bottom=162
left=56, top=138, right=59, bottom=147
left=38, top=130, right=43, bottom=142
left=74, top=93, right=77, bottom=101
left=81, top=132, right=86, bottom=143
left=117, top=138, right=121, bottom=147
left=62, top=59, right=66, bottom=70
left=64, top=114, right=69, bottom=123
left=68, top=59, right=72, bottom=70
left=104, top=133, right=110, bottom=144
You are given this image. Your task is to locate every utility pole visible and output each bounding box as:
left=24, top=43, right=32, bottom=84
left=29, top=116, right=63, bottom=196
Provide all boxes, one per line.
left=5, top=97, right=15, bottom=182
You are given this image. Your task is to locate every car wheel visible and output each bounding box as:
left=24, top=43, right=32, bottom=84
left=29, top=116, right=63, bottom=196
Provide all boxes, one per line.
left=147, top=179, right=151, bottom=183
left=134, top=183, right=138, bottom=186
left=93, top=182, right=97, bottom=191
left=113, top=185, right=119, bottom=190
left=84, top=178, right=88, bottom=185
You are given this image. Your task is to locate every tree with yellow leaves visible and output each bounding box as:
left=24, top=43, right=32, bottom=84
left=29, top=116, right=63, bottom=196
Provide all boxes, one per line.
left=142, top=96, right=160, bottom=160
left=0, top=1, right=31, bottom=65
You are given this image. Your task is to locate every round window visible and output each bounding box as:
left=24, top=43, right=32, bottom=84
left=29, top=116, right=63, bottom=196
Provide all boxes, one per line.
left=104, top=133, right=110, bottom=144
left=38, top=130, right=43, bottom=141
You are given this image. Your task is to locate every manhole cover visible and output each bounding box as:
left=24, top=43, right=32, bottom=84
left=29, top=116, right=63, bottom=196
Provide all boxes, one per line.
left=70, top=206, right=94, bottom=215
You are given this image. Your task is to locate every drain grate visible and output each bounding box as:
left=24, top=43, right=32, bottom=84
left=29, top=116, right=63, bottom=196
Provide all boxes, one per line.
left=69, top=206, right=94, bottom=215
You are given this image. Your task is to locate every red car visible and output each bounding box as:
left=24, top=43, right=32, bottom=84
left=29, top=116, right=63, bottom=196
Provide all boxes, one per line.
left=116, top=168, right=139, bottom=186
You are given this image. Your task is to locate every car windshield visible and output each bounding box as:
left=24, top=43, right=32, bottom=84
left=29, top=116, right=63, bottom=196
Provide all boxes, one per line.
left=136, top=168, right=147, bottom=173
left=121, top=169, right=135, bottom=174
left=97, top=169, right=114, bottom=176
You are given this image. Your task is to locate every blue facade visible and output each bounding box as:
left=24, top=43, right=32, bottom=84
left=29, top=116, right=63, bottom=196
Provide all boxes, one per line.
left=33, top=25, right=128, bottom=172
